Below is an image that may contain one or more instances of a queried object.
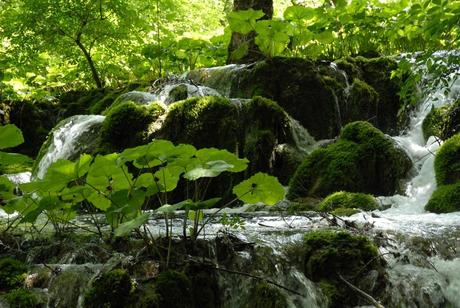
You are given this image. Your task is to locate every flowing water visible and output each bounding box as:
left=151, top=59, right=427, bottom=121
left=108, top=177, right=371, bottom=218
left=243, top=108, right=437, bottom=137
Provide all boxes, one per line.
left=3, top=54, right=460, bottom=307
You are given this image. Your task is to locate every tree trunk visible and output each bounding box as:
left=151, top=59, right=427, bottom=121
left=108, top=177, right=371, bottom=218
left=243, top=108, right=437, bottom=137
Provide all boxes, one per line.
left=75, top=39, right=103, bottom=89
left=227, top=0, right=273, bottom=64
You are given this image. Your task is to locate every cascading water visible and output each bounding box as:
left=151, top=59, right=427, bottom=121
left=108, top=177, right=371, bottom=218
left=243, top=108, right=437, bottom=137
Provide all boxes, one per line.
left=35, top=115, right=105, bottom=179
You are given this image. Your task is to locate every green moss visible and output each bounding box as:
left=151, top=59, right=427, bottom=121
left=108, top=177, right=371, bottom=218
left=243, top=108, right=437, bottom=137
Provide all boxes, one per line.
left=166, top=84, right=189, bottom=104
left=302, top=230, right=384, bottom=307
left=330, top=207, right=360, bottom=216
left=159, top=96, right=239, bottom=151
left=422, top=105, right=450, bottom=140
left=4, top=288, right=41, bottom=308
left=84, top=269, right=132, bottom=308
left=100, top=102, right=163, bottom=153
left=154, top=270, right=193, bottom=308
left=425, top=183, right=460, bottom=213
left=434, top=133, right=460, bottom=185
left=89, top=90, right=123, bottom=115
left=0, top=258, right=27, bottom=291
left=318, top=191, right=379, bottom=213
left=288, top=121, right=411, bottom=199
left=245, top=282, right=288, bottom=308
left=344, top=78, right=379, bottom=124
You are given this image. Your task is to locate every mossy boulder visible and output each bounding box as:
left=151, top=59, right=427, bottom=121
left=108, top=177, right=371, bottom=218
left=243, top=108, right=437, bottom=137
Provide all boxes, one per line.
left=288, top=121, right=411, bottom=199
left=0, top=258, right=27, bottom=291
left=154, top=270, right=194, bottom=308
left=318, top=191, right=379, bottom=215
left=301, top=230, right=385, bottom=307
left=244, top=282, right=288, bottom=308
left=425, top=183, right=460, bottom=213
left=422, top=100, right=460, bottom=141
left=434, top=133, right=460, bottom=185
left=100, top=102, right=164, bottom=153
left=158, top=96, right=239, bottom=152
left=189, top=56, right=404, bottom=139
left=3, top=288, right=42, bottom=308
left=84, top=269, right=132, bottom=308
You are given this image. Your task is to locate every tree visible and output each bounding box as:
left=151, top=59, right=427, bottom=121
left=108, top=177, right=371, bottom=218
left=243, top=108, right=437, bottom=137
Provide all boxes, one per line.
left=227, top=0, right=273, bottom=64
left=1, top=0, right=147, bottom=88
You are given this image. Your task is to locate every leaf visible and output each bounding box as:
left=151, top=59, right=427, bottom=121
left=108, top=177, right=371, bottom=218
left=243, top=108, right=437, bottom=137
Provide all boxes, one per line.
left=155, top=199, right=193, bottom=213
left=233, top=172, right=285, bottom=206
left=185, top=197, right=221, bottom=210
left=87, top=192, right=111, bottom=211
left=228, top=9, right=265, bottom=35
left=154, top=165, right=183, bottom=192
left=114, top=212, right=150, bottom=237
left=0, top=124, right=24, bottom=149
left=284, top=6, right=316, bottom=21
left=184, top=160, right=234, bottom=181
left=0, top=152, right=32, bottom=169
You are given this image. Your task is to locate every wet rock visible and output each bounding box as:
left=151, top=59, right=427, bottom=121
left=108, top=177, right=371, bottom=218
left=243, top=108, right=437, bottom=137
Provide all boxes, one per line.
left=317, top=191, right=379, bottom=216
left=434, top=132, right=460, bottom=185
left=288, top=121, right=412, bottom=198
left=422, top=99, right=460, bottom=141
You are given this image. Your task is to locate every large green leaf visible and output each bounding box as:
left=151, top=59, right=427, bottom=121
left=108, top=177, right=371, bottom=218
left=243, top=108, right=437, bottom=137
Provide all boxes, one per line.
left=233, top=172, right=285, bottom=206
left=228, top=9, right=265, bottom=35
left=0, top=124, right=24, bottom=150
left=114, top=212, right=150, bottom=237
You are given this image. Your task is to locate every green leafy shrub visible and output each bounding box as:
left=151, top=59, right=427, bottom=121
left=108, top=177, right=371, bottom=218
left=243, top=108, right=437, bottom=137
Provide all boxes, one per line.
left=84, top=269, right=132, bottom=308
left=288, top=121, right=411, bottom=199
left=318, top=191, right=379, bottom=215
left=0, top=258, right=27, bottom=290
left=434, top=133, right=460, bottom=185
left=4, top=288, right=41, bottom=308
left=425, top=183, right=460, bottom=213
left=0, top=124, right=33, bottom=175
left=301, top=230, right=384, bottom=307
left=100, top=102, right=163, bottom=152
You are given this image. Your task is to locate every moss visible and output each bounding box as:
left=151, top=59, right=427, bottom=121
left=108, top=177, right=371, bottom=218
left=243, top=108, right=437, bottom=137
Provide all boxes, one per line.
left=84, top=269, right=132, bottom=308
left=166, top=84, right=189, bottom=104
left=154, top=270, right=193, bottom=308
left=0, top=258, right=27, bottom=291
left=434, top=133, right=460, bottom=185
left=318, top=191, right=379, bottom=213
left=89, top=90, right=123, bottom=115
left=441, top=99, right=460, bottom=139
left=343, top=78, right=379, bottom=124
left=425, top=183, right=460, bottom=213
left=4, top=288, right=41, bottom=308
left=245, top=282, right=288, bottom=308
left=243, top=129, right=276, bottom=174
left=185, top=263, right=220, bottom=308
left=159, top=96, right=239, bottom=151
left=104, top=91, right=158, bottom=115
left=330, top=207, right=360, bottom=216
left=288, top=121, right=411, bottom=199
left=422, top=105, right=450, bottom=140
left=100, top=102, right=163, bottom=153
left=302, top=230, right=384, bottom=307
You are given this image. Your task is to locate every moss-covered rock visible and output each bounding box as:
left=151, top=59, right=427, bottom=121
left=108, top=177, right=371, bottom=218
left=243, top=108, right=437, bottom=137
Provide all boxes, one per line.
left=288, top=121, right=411, bottom=199
left=434, top=133, right=460, bottom=185
left=84, top=269, right=132, bottom=308
left=0, top=258, right=27, bottom=291
left=301, top=230, right=385, bottom=307
left=318, top=191, right=379, bottom=214
left=154, top=270, right=194, bottom=308
left=159, top=96, right=239, bottom=152
left=244, top=282, right=288, bottom=308
left=343, top=78, right=379, bottom=124
left=100, top=102, right=163, bottom=153
left=422, top=100, right=460, bottom=141
left=104, top=91, right=157, bottom=115
left=3, top=288, right=42, bottom=308
left=425, top=183, right=460, bottom=213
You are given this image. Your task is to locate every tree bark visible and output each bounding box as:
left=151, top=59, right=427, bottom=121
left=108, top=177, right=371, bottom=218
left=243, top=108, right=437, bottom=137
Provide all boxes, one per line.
left=227, top=0, right=273, bottom=64
left=75, top=39, right=103, bottom=89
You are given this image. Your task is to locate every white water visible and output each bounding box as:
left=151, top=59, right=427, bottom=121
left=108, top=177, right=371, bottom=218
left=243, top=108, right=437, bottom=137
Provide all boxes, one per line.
left=35, top=115, right=105, bottom=179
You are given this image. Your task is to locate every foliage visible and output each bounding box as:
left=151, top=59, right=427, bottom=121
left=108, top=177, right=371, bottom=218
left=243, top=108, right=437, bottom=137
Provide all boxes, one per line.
left=0, top=124, right=32, bottom=174
left=0, top=258, right=27, bottom=291
left=4, top=288, right=41, bottom=308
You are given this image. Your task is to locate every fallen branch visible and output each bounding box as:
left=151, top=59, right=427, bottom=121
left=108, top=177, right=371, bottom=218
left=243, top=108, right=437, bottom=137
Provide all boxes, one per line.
left=338, top=274, right=385, bottom=308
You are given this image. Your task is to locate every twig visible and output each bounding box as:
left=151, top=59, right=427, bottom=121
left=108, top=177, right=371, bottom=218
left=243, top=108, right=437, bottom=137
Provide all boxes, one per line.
left=338, top=274, right=385, bottom=308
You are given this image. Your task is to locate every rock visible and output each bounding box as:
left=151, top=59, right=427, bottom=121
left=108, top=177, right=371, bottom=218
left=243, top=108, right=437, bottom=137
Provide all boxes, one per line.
left=189, top=56, right=405, bottom=139
left=244, top=282, right=289, bottom=308
left=425, top=183, right=460, bottom=213
left=422, top=99, right=460, bottom=141
left=153, top=270, right=194, bottom=308
left=83, top=269, right=132, bottom=308
left=434, top=133, right=460, bottom=185
left=288, top=121, right=412, bottom=199
left=300, top=230, right=386, bottom=307
left=318, top=191, right=379, bottom=215
left=100, top=101, right=164, bottom=153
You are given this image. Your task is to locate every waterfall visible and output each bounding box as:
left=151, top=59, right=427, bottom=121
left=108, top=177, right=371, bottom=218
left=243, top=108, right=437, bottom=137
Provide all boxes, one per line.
left=34, top=115, right=105, bottom=179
